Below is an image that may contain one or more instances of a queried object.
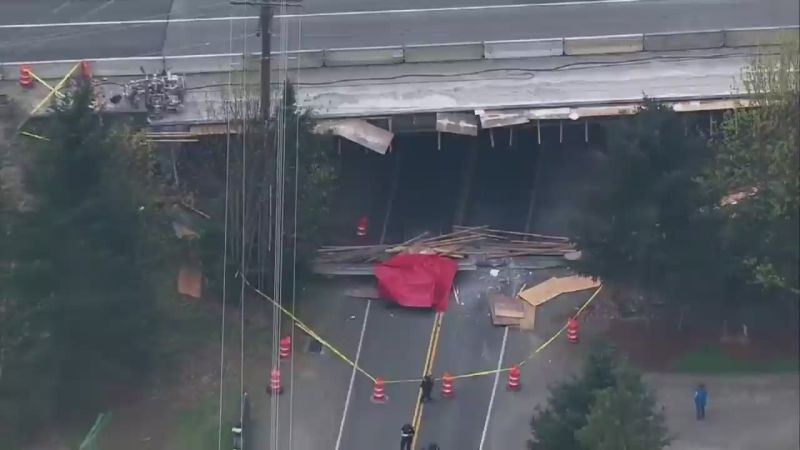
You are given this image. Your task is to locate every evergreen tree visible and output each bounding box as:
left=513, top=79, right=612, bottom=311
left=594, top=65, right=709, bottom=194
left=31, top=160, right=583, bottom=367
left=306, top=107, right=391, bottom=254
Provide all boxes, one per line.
left=699, top=37, right=800, bottom=295
left=1, top=79, right=166, bottom=444
left=571, top=100, right=728, bottom=302
left=528, top=346, right=616, bottom=450
left=577, top=365, right=670, bottom=450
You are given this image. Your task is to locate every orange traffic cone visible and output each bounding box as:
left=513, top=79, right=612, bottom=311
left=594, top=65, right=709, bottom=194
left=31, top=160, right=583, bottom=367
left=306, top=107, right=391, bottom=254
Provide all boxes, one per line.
left=356, top=216, right=368, bottom=238
left=79, top=60, right=92, bottom=80
left=567, top=318, right=579, bottom=344
left=441, top=372, right=454, bottom=399
left=19, top=65, right=33, bottom=89
left=269, top=368, right=282, bottom=395
left=279, top=336, right=291, bottom=360
left=371, top=377, right=387, bottom=404
left=507, top=365, right=521, bottom=391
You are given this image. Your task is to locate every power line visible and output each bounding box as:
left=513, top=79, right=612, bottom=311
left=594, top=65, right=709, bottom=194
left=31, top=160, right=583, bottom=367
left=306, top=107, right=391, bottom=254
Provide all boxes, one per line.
left=288, top=15, right=303, bottom=449
left=216, top=3, right=238, bottom=450
left=238, top=8, right=249, bottom=413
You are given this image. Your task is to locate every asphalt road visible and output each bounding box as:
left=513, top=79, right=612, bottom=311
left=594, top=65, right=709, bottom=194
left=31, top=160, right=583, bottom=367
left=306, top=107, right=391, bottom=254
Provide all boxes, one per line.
left=1, top=0, right=797, bottom=62
left=0, top=0, right=671, bottom=25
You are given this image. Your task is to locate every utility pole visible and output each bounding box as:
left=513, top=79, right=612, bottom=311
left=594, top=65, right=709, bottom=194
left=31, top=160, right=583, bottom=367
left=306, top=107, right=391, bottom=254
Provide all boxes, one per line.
left=259, top=5, right=273, bottom=121
left=231, top=0, right=301, bottom=121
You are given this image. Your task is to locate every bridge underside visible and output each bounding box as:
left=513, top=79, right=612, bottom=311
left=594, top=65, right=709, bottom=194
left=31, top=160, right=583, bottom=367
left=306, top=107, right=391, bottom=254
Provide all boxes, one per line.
left=3, top=47, right=760, bottom=150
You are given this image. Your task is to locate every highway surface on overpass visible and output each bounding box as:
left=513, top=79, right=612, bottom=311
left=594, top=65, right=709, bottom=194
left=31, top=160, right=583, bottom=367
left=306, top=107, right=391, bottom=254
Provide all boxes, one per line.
left=0, top=0, right=797, bottom=62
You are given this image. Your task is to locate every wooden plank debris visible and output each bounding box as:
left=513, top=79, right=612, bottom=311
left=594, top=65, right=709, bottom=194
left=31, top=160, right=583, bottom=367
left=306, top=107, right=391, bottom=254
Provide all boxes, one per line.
left=517, top=302, right=537, bottom=331
left=489, top=293, right=524, bottom=326
left=314, top=226, right=576, bottom=268
left=178, top=266, right=202, bottom=299
left=518, top=275, right=601, bottom=307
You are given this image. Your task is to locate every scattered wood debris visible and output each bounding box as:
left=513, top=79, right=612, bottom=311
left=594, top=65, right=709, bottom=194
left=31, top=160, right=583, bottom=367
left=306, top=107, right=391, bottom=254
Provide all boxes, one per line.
left=518, top=275, right=601, bottom=307
left=178, top=266, right=202, bottom=298
left=315, top=226, right=576, bottom=265
left=489, top=293, right=525, bottom=326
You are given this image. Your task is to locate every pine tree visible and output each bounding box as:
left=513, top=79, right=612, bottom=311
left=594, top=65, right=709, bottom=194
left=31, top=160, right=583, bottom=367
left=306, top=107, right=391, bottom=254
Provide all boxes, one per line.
left=577, top=365, right=670, bottom=450
left=528, top=346, right=617, bottom=450
left=571, top=99, right=728, bottom=303
left=1, top=79, right=167, bottom=444
left=699, top=37, right=800, bottom=295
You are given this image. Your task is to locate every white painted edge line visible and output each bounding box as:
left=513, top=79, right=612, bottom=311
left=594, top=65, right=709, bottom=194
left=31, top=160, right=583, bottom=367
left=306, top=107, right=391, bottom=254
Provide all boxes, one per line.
left=484, top=37, right=564, bottom=44
left=645, top=28, right=725, bottom=36
left=334, top=300, right=371, bottom=450
left=1, top=50, right=319, bottom=66
left=0, top=15, right=258, bottom=29
left=405, top=41, right=483, bottom=48
left=479, top=325, right=509, bottom=450
left=325, top=45, right=403, bottom=52
left=0, top=0, right=642, bottom=29
left=725, top=24, right=800, bottom=31
left=565, top=33, right=643, bottom=40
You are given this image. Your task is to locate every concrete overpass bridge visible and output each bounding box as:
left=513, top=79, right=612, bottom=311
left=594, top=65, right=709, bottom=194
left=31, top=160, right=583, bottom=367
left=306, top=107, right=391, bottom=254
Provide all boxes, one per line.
left=0, top=0, right=797, bottom=148
left=2, top=25, right=796, bottom=152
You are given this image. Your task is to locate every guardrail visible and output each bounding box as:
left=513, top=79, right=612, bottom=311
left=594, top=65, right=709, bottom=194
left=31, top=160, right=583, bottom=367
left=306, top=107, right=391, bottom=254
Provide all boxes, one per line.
left=1, top=25, right=796, bottom=79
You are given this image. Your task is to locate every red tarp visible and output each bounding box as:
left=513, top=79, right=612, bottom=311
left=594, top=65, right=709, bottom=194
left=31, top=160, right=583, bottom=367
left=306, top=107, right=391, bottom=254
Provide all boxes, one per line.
left=374, top=254, right=458, bottom=311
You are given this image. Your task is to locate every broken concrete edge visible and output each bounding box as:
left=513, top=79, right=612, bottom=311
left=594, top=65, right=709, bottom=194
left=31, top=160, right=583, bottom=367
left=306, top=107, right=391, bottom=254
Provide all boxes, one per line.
left=1, top=26, right=794, bottom=80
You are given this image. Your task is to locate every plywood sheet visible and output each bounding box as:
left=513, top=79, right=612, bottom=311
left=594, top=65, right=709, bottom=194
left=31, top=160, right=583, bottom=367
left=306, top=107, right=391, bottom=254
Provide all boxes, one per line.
left=490, top=294, right=524, bottom=318
left=518, top=275, right=600, bottom=307
left=178, top=266, right=202, bottom=299
left=516, top=303, right=537, bottom=331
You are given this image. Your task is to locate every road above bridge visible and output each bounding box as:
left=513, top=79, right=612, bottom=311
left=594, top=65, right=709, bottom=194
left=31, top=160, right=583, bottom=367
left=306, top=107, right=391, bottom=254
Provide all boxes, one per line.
left=1, top=0, right=797, bottom=62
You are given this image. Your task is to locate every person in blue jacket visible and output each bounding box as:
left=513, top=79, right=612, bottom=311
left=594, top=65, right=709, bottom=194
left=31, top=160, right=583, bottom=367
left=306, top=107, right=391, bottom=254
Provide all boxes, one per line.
left=694, top=383, right=708, bottom=420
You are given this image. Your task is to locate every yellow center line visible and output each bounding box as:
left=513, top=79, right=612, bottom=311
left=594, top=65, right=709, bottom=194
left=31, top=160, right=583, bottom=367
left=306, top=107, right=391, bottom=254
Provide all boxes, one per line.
left=411, top=310, right=444, bottom=449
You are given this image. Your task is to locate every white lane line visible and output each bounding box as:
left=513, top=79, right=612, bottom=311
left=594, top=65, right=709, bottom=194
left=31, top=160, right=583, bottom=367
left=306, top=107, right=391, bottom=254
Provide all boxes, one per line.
left=0, top=0, right=641, bottom=29
left=479, top=325, right=509, bottom=450
left=0, top=15, right=257, bottom=29
left=78, top=0, right=116, bottom=21
left=51, top=1, right=72, bottom=14
left=334, top=299, right=371, bottom=450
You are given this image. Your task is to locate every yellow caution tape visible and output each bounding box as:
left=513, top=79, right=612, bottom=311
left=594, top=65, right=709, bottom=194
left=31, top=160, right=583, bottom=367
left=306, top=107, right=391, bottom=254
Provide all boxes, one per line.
left=247, top=277, right=601, bottom=387
left=382, top=285, right=604, bottom=382
left=245, top=279, right=377, bottom=383
left=411, top=310, right=444, bottom=447
left=30, top=63, right=80, bottom=116
left=20, top=130, right=50, bottom=141
left=518, top=285, right=602, bottom=367
left=28, top=71, right=66, bottom=99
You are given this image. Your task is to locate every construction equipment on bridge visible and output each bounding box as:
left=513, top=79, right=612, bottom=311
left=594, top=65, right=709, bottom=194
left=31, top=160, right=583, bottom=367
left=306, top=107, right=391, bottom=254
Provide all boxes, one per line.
left=122, top=69, right=186, bottom=119
left=315, top=226, right=575, bottom=266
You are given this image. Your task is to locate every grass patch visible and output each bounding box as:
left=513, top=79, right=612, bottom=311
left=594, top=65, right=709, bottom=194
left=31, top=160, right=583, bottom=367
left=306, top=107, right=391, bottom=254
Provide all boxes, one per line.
left=672, top=346, right=800, bottom=374
left=170, top=392, right=233, bottom=450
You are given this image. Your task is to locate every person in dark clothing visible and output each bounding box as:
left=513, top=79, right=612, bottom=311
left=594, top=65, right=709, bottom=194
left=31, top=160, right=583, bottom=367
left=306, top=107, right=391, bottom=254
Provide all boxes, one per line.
left=401, top=423, right=415, bottom=450
left=694, top=383, right=708, bottom=420
left=420, top=375, right=434, bottom=403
